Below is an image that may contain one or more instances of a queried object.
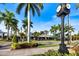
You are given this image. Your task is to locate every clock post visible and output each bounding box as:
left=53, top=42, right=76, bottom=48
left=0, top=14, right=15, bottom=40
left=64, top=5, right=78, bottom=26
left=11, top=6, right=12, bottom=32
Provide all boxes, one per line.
left=56, top=3, right=70, bottom=54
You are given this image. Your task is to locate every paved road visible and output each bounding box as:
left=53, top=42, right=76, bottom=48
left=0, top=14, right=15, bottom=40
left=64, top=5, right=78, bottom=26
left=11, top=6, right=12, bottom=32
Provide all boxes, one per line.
left=0, top=46, right=59, bottom=56
left=0, top=41, right=59, bottom=56
left=0, top=42, right=11, bottom=50
left=0, top=40, right=78, bottom=56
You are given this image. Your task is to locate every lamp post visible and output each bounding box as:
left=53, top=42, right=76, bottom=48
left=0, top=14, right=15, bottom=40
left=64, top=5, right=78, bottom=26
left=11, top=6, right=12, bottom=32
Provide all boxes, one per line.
left=56, top=3, right=70, bottom=54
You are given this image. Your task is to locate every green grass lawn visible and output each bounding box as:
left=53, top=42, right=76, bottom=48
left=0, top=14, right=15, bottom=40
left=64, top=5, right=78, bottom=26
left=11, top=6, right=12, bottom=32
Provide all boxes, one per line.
left=0, top=38, right=79, bottom=49
left=36, top=40, right=59, bottom=42
left=36, top=40, right=79, bottom=48
left=36, top=40, right=59, bottom=48
left=0, top=39, right=11, bottom=45
left=0, top=40, right=6, bottom=44
left=37, top=44, right=59, bottom=48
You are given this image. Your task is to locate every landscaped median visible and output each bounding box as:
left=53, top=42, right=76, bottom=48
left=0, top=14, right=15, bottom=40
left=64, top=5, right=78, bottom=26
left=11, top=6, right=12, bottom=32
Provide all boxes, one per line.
left=11, top=41, right=38, bottom=50
left=11, top=34, right=38, bottom=50
left=33, top=43, right=79, bottom=56
left=33, top=49, right=77, bottom=56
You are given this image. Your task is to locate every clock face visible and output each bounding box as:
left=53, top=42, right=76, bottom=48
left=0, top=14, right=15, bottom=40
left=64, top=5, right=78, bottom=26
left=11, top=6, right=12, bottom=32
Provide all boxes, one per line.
left=56, top=5, right=61, bottom=12
left=66, top=4, right=70, bottom=9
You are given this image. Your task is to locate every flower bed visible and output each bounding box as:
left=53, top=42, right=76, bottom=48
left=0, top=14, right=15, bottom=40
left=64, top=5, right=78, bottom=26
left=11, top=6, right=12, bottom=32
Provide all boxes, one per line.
left=33, top=49, right=77, bottom=56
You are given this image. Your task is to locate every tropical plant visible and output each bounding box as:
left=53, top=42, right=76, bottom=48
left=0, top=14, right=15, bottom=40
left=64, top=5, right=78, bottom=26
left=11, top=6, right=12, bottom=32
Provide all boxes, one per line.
left=0, top=9, right=18, bottom=40
left=32, top=31, right=41, bottom=40
left=66, top=25, right=74, bottom=42
left=12, top=34, right=18, bottom=43
left=11, top=41, right=38, bottom=50
left=50, top=25, right=58, bottom=40
left=16, top=3, right=43, bottom=43
left=11, top=18, right=18, bottom=35
left=22, top=18, right=33, bottom=35
left=33, top=49, right=77, bottom=56
left=19, top=32, right=26, bottom=42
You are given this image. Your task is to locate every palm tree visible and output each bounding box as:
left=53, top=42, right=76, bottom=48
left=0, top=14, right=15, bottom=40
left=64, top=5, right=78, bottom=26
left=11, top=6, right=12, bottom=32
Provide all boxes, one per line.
left=11, top=18, right=18, bottom=34
left=40, top=30, right=49, bottom=40
left=57, top=24, right=61, bottom=39
left=32, top=31, right=40, bottom=40
left=64, top=24, right=74, bottom=44
left=0, top=9, right=17, bottom=40
left=50, top=25, right=58, bottom=40
left=19, top=32, right=26, bottom=42
left=68, top=25, right=74, bottom=42
left=16, top=3, right=43, bottom=43
left=11, top=18, right=19, bottom=43
left=22, top=18, right=33, bottom=34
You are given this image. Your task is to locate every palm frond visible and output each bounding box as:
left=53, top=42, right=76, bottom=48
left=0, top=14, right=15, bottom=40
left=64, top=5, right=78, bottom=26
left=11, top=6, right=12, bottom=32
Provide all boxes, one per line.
left=16, top=3, right=26, bottom=14
left=33, top=4, right=40, bottom=16
left=30, top=4, right=35, bottom=16
left=25, top=4, right=28, bottom=17
left=38, top=3, right=43, bottom=9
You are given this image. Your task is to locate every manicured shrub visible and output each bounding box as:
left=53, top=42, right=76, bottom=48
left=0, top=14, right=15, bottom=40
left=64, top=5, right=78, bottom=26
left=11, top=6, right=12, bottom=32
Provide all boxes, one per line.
left=11, top=43, right=20, bottom=50
left=19, top=42, right=38, bottom=48
left=44, top=50, right=62, bottom=56
left=12, top=34, right=18, bottom=43
left=33, top=49, right=77, bottom=56
left=30, top=40, right=38, bottom=47
left=11, top=41, right=38, bottom=50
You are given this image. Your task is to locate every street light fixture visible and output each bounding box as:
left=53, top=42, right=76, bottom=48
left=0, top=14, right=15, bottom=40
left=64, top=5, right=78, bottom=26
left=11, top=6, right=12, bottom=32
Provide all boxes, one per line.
left=56, top=3, right=70, bottom=54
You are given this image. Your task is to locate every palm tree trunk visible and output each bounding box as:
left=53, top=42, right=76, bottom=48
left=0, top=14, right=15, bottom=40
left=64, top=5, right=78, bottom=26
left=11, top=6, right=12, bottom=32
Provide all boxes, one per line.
left=7, top=25, right=9, bottom=40
left=53, top=32, right=55, bottom=40
left=53, top=31, right=56, bottom=40
left=55, top=31, right=56, bottom=40
left=15, top=31, right=18, bottom=43
left=27, top=4, right=30, bottom=43
left=2, top=33, right=4, bottom=40
left=11, top=28, right=12, bottom=36
left=21, top=27, right=22, bottom=33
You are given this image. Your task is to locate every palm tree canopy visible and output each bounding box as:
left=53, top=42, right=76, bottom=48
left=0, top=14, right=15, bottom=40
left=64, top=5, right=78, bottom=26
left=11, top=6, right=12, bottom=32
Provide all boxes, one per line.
left=33, top=31, right=41, bottom=37
left=0, top=9, right=18, bottom=31
left=16, top=3, right=43, bottom=17
left=22, top=18, right=33, bottom=29
left=50, top=25, right=58, bottom=33
left=11, top=18, right=18, bottom=31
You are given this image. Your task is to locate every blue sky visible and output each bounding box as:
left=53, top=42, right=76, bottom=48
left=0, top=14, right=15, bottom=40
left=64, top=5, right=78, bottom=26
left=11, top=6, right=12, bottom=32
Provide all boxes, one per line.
left=0, top=3, right=79, bottom=34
